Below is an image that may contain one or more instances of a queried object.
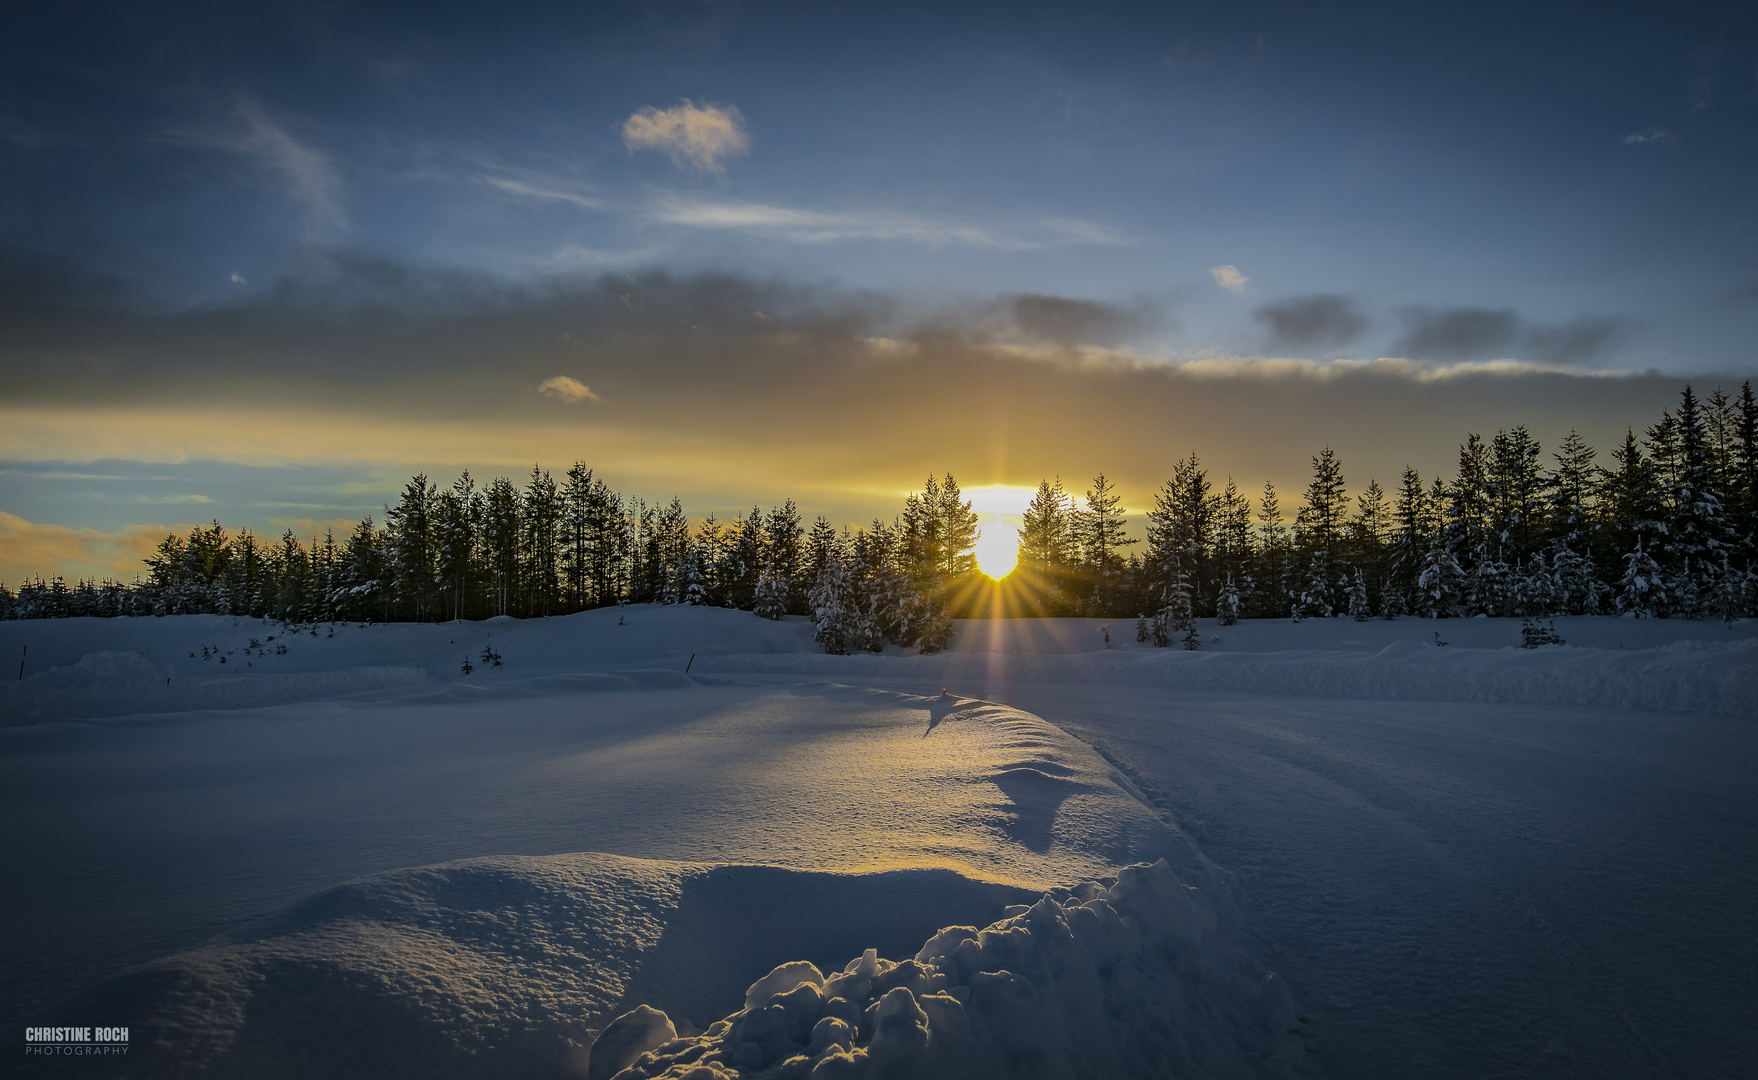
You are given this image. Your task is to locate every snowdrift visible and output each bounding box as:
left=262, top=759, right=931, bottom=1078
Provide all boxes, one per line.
left=32, top=853, right=1028, bottom=1079
left=31, top=853, right=1296, bottom=1080
left=597, top=859, right=1300, bottom=1080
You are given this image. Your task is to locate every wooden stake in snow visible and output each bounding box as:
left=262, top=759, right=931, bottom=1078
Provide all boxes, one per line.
left=17, top=644, right=24, bottom=680
left=684, top=653, right=695, bottom=674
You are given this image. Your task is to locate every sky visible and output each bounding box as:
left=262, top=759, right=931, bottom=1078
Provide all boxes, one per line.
left=3, top=0, right=1756, bottom=582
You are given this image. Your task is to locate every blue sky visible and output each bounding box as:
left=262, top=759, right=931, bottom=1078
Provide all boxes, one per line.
left=2, top=1, right=1755, bottom=579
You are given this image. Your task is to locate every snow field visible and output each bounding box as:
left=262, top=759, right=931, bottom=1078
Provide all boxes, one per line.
left=4, top=605, right=1754, bottom=1078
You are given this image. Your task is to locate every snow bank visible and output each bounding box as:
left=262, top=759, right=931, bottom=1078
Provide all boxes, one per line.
left=1, top=650, right=431, bottom=724
left=599, top=859, right=1300, bottom=1080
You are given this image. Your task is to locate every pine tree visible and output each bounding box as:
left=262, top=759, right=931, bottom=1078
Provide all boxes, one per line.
left=1617, top=539, right=1664, bottom=618
left=1215, top=575, right=1242, bottom=626
left=1073, top=472, right=1136, bottom=615
left=1347, top=569, right=1371, bottom=621
left=809, top=555, right=853, bottom=655
left=767, top=499, right=806, bottom=614
left=753, top=569, right=788, bottom=620
left=1547, top=429, right=1599, bottom=551
left=1019, top=478, right=1077, bottom=614
left=1294, top=446, right=1348, bottom=615
left=1253, top=481, right=1289, bottom=619
left=1417, top=544, right=1465, bottom=618
left=1489, top=426, right=1547, bottom=562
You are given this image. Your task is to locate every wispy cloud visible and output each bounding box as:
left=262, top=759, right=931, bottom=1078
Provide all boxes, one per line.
left=164, top=100, right=345, bottom=235
left=482, top=176, right=605, bottom=209
left=622, top=100, right=751, bottom=175
left=537, top=375, right=599, bottom=403
left=1621, top=128, right=1674, bottom=145
left=1209, top=265, right=1251, bottom=294
left=649, top=195, right=1127, bottom=249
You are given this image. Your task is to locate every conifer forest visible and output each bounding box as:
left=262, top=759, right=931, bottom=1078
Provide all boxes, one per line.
left=6, top=382, right=1756, bottom=654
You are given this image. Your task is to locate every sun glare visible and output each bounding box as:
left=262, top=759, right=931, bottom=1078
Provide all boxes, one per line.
left=974, top=521, right=1020, bottom=579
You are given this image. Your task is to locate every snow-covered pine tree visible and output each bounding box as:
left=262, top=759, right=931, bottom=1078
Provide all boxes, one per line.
left=1215, top=575, right=1241, bottom=626
left=1378, top=585, right=1407, bottom=619
left=1417, top=544, right=1465, bottom=618
left=1467, top=546, right=1512, bottom=617
left=753, top=569, right=788, bottom=620
left=1347, top=569, right=1371, bottom=621
left=1617, top=539, right=1664, bottom=618
left=808, top=556, right=852, bottom=655
left=1297, top=562, right=1333, bottom=619
left=1135, top=615, right=1150, bottom=643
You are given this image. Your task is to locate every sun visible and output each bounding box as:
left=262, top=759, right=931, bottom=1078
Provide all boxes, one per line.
left=973, top=520, right=1019, bottom=579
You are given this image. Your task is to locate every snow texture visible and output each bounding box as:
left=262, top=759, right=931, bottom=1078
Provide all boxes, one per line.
left=605, top=859, right=1300, bottom=1080
left=3, top=606, right=1754, bottom=1079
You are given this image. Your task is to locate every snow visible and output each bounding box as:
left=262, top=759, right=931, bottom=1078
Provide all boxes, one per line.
left=2, top=607, right=1755, bottom=1077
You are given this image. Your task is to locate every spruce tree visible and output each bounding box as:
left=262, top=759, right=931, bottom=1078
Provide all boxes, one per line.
left=1294, top=447, right=1348, bottom=615
left=1074, top=472, right=1137, bottom=614
left=1347, top=569, right=1371, bottom=621
left=1617, top=539, right=1664, bottom=618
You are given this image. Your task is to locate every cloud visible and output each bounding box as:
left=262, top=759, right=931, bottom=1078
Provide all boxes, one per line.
left=0, top=511, right=187, bottom=584
left=1006, top=294, right=1154, bottom=346
left=622, top=100, right=751, bottom=174
left=230, top=272, right=247, bottom=285
left=165, top=100, right=345, bottom=236
left=1209, top=265, right=1251, bottom=294
left=648, top=196, right=1127, bottom=249
left=1526, top=317, right=1624, bottom=366
left=1390, top=306, right=1519, bottom=361
left=1391, top=306, right=1623, bottom=366
left=1621, top=128, right=1674, bottom=145
left=0, top=252, right=1697, bottom=583
left=482, top=176, right=605, bottom=210
left=537, top=375, right=599, bottom=403
left=1252, top=294, right=1367, bottom=349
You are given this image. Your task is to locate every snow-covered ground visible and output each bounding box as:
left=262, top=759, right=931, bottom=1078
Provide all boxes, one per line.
left=2, top=608, right=1754, bottom=1077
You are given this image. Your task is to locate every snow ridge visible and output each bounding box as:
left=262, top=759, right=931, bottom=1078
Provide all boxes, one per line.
left=597, top=859, right=1302, bottom=1080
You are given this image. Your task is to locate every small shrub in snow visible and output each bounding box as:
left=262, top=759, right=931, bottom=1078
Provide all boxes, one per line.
left=1519, top=617, right=1566, bottom=649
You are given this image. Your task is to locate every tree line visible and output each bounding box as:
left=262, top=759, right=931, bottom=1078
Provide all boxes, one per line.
left=4, top=382, right=1755, bottom=650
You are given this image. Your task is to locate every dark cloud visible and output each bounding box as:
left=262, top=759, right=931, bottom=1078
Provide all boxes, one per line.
left=1390, top=306, right=1520, bottom=361
left=1252, top=294, right=1368, bottom=350
left=1007, top=294, right=1148, bottom=347
left=1388, top=304, right=1625, bottom=366
left=1526, top=317, right=1624, bottom=366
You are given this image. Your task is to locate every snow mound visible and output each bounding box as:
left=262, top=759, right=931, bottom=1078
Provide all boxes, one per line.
left=602, top=859, right=1301, bottom=1080
left=34, top=853, right=1036, bottom=1079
